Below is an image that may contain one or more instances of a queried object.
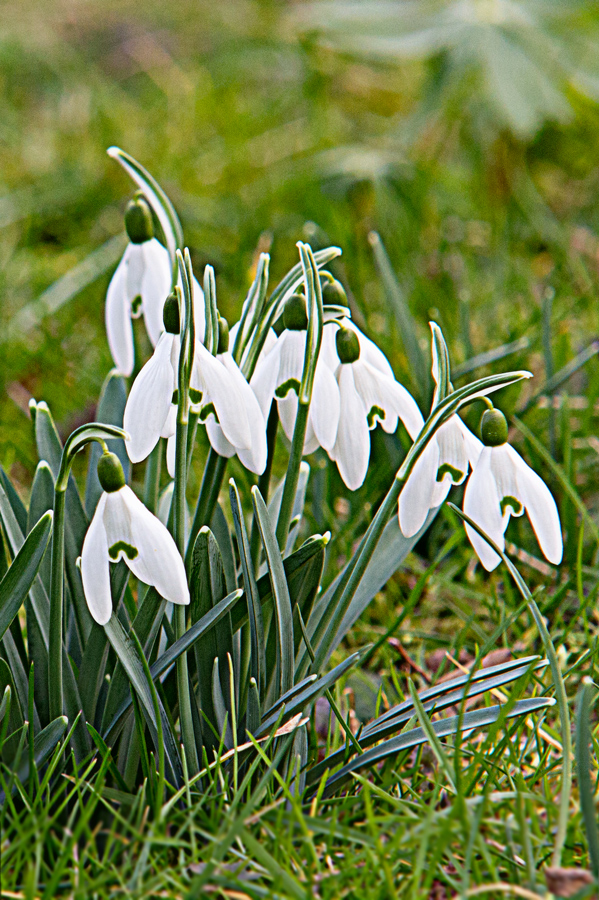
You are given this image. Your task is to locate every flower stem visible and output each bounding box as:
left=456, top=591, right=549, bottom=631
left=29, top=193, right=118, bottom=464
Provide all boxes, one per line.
left=143, top=442, right=162, bottom=514
left=48, top=487, right=66, bottom=720
left=185, top=449, right=227, bottom=567
left=250, top=403, right=279, bottom=569
left=275, top=401, right=309, bottom=551
left=173, top=417, right=199, bottom=776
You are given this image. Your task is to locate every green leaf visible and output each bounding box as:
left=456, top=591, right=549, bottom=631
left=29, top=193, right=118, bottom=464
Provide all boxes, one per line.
left=85, top=370, right=130, bottom=517
left=257, top=649, right=364, bottom=735
left=103, top=615, right=183, bottom=787
left=190, top=526, right=236, bottom=742
left=105, top=589, right=240, bottom=743
left=576, top=680, right=599, bottom=880
left=251, top=487, right=294, bottom=697
left=27, top=462, right=55, bottom=589
left=232, top=252, right=270, bottom=365
left=212, top=657, right=232, bottom=748
left=0, top=467, right=28, bottom=534
left=319, top=697, right=554, bottom=797
left=107, top=146, right=183, bottom=267
left=309, top=510, right=437, bottom=664
left=268, top=461, right=311, bottom=556
left=3, top=715, right=69, bottom=802
left=308, top=655, right=547, bottom=783
left=31, top=399, right=63, bottom=479
left=0, top=511, right=52, bottom=643
left=229, top=481, right=264, bottom=695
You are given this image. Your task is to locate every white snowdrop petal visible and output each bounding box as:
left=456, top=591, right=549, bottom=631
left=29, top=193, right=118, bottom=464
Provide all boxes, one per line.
left=303, top=418, right=320, bottom=456
left=106, top=254, right=135, bottom=376
left=349, top=321, right=394, bottom=378
left=81, top=494, right=113, bottom=626
left=398, top=438, right=439, bottom=538
left=277, top=392, right=298, bottom=443
left=488, top=444, right=521, bottom=525
left=195, top=343, right=252, bottom=449
left=511, top=445, right=563, bottom=565
left=166, top=433, right=176, bottom=478
left=250, top=341, right=282, bottom=420
left=463, top=447, right=504, bottom=571
left=160, top=404, right=177, bottom=440
left=140, top=239, right=171, bottom=346
left=124, top=332, right=176, bottom=463
left=103, top=490, right=134, bottom=552
left=311, top=360, right=340, bottom=452
left=456, top=416, right=484, bottom=467
left=205, top=418, right=237, bottom=458
left=123, top=487, right=190, bottom=605
left=435, top=417, right=470, bottom=486
left=125, top=243, right=145, bottom=303
left=277, top=330, right=305, bottom=386
left=220, top=353, right=267, bottom=474
left=332, top=366, right=370, bottom=490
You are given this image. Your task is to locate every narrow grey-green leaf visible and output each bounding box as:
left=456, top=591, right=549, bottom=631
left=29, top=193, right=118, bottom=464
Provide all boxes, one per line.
left=319, top=698, right=554, bottom=797
left=230, top=481, right=264, bottom=695
left=107, top=146, right=183, bottom=266
left=85, top=370, right=130, bottom=516
left=251, top=486, right=294, bottom=696
left=0, top=511, right=52, bottom=643
left=103, top=615, right=183, bottom=787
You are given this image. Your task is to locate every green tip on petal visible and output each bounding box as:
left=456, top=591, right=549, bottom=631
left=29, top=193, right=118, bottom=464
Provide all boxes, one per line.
left=481, top=408, right=508, bottom=446
left=217, top=316, right=229, bottom=354
left=336, top=326, right=360, bottom=364
left=163, top=292, right=180, bottom=334
left=125, top=195, right=154, bottom=244
left=283, top=293, right=308, bottom=331
left=97, top=451, right=126, bottom=493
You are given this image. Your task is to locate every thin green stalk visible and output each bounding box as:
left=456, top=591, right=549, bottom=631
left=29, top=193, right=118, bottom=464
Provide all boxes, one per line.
left=275, top=402, right=309, bottom=551
left=48, top=487, right=66, bottom=720
left=173, top=251, right=199, bottom=776
left=250, top=404, right=279, bottom=570
left=143, top=442, right=162, bottom=514
left=185, top=450, right=227, bottom=566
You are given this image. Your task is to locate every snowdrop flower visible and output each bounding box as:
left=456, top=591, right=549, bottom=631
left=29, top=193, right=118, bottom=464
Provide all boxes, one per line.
left=81, top=451, right=189, bottom=625
left=123, top=293, right=181, bottom=464
left=463, top=408, right=563, bottom=571
left=329, top=324, right=425, bottom=490
left=106, top=195, right=171, bottom=376
left=195, top=318, right=267, bottom=475
left=251, top=295, right=422, bottom=488
left=398, top=413, right=483, bottom=538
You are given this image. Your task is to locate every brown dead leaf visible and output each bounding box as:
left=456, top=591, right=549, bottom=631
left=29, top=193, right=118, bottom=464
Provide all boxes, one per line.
left=545, top=867, right=596, bottom=898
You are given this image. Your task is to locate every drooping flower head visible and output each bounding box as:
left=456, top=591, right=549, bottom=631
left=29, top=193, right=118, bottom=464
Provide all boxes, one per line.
left=398, top=325, right=483, bottom=538
left=81, top=451, right=189, bottom=625
left=251, top=289, right=423, bottom=490
left=106, top=194, right=172, bottom=376
left=463, top=408, right=563, bottom=571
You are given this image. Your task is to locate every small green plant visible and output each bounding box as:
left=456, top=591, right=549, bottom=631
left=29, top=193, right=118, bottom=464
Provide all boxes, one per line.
left=0, top=149, right=561, bottom=844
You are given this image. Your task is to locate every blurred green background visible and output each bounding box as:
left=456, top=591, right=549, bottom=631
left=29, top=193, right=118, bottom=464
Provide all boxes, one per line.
left=3, top=0, right=599, bottom=513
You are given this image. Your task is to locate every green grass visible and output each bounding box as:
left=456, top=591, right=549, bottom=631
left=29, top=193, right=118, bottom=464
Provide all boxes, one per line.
left=3, top=1, right=599, bottom=897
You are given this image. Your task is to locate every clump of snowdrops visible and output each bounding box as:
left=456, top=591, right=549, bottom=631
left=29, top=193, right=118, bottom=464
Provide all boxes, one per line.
left=0, top=149, right=566, bottom=826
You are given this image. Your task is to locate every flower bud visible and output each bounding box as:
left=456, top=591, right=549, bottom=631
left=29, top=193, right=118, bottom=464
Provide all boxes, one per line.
left=124, top=195, right=154, bottom=244
left=322, top=278, right=347, bottom=305
left=283, top=293, right=308, bottom=331
left=336, top=326, right=360, bottom=364
left=163, top=292, right=180, bottom=334
left=217, top=316, right=229, bottom=354
left=480, top=408, right=508, bottom=446
left=97, top=451, right=126, bottom=493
